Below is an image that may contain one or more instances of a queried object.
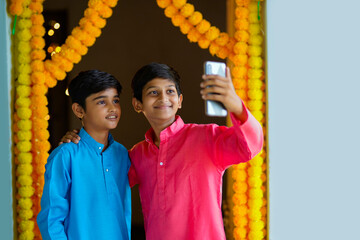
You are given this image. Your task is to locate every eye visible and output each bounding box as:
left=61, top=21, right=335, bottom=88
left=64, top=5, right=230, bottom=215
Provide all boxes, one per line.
left=167, top=89, right=176, bottom=94
left=113, top=99, right=120, bottom=104
left=97, top=100, right=105, bottom=105
left=148, top=90, right=158, bottom=95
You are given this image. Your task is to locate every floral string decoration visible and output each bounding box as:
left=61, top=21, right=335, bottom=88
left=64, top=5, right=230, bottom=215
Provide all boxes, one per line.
left=10, top=0, right=120, bottom=239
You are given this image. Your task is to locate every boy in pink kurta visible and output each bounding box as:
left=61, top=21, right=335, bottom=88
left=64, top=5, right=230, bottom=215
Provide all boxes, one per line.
left=61, top=62, right=263, bottom=239
left=129, top=63, right=263, bottom=240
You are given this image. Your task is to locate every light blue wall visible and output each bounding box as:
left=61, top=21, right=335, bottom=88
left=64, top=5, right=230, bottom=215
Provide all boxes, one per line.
left=267, top=1, right=360, bottom=239
left=0, top=1, right=14, bottom=239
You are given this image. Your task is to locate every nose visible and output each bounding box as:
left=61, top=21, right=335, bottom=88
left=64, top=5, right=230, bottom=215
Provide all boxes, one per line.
left=159, top=91, right=168, bottom=102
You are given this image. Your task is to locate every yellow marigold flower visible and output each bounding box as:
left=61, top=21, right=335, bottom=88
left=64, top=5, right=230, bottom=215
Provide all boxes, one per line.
left=250, top=154, right=264, bottom=165
left=179, top=21, right=192, bottom=34
left=18, top=153, right=32, bottom=164
left=17, top=174, right=33, bottom=187
left=248, top=165, right=262, bottom=177
left=30, top=36, right=45, bottom=49
left=17, top=19, right=32, bottom=29
left=16, top=97, right=31, bottom=108
left=235, top=7, right=249, bottom=19
left=248, top=56, right=263, bottom=68
left=187, top=28, right=201, bottom=42
left=32, top=83, right=48, bottom=96
left=198, top=36, right=210, bottom=49
left=31, top=71, right=45, bottom=85
left=233, top=226, right=247, bottom=239
left=30, top=25, right=45, bottom=37
left=17, top=163, right=33, bottom=176
left=214, top=32, right=229, bottom=46
left=18, top=41, right=31, bottom=54
left=29, top=2, right=43, bottom=13
left=18, top=220, right=35, bottom=232
left=249, top=35, right=263, bottom=45
left=102, top=0, right=118, bottom=8
left=249, top=23, right=261, bottom=35
left=30, top=49, right=46, bottom=61
left=248, top=177, right=262, bottom=189
left=171, top=14, right=185, bottom=27
left=188, top=11, right=202, bottom=25
left=17, top=141, right=32, bottom=152
left=164, top=5, right=178, bottom=18
left=248, top=45, right=262, bottom=56
left=249, top=12, right=258, bottom=23
left=253, top=110, right=264, bottom=122
left=248, top=209, right=262, bottom=221
left=19, top=230, right=35, bottom=240
left=249, top=2, right=259, bottom=12
left=249, top=188, right=263, bottom=200
left=17, top=108, right=32, bottom=120
left=17, top=130, right=32, bottom=141
left=17, top=85, right=31, bottom=97
left=235, top=30, right=249, bottom=42
left=157, top=0, right=171, bottom=9
left=180, top=3, right=194, bottom=17
left=205, top=26, right=220, bottom=41
left=233, top=216, right=248, bottom=228
left=232, top=193, right=247, bottom=205
left=196, top=19, right=210, bottom=34
left=18, top=208, right=34, bottom=220
left=209, top=42, right=220, bottom=56
left=21, top=8, right=32, bottom=18
left=233, top=181, right=248, bottom=193
left=17, top=29, right=32, bottom=41
left=18, top=54, right=31, bottom=65
left=248, top=69, right=263, bottom=79
left=31, top=14, right=44, bottom=25
left=248, top=199, right=263, bottom=211
left=247, top=100, right=263, bottom=111
left=173, top=0, right=186, bottom=9
left=17, top=120, right=32, bottom=131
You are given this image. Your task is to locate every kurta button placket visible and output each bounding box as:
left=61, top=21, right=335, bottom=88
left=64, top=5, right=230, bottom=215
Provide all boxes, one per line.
left=158, top=136, right=167, bottom=210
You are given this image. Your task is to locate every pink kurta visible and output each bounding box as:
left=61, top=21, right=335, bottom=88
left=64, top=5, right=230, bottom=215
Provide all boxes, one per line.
left=129, top=109, right=263, bottom=240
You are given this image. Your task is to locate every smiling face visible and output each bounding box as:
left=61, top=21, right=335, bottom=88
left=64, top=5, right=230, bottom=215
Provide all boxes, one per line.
left=132, top=78, right=183, bottom=128
left=72, top=88, right=121, bottom=134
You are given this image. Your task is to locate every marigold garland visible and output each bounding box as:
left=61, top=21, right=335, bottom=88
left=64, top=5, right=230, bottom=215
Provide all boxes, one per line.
left=10, top=0, right=119, bottom=239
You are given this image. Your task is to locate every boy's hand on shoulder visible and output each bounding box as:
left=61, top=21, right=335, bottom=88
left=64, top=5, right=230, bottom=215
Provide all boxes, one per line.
left=200, top=67, right=246, bottom=121
left=59, top=129, right=81, bottom=145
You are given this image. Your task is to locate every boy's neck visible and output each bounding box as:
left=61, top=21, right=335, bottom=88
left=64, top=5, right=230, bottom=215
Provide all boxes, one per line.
left=83, top=127, right=109, bottom=150
left=149, top=117, right=176, bottom=147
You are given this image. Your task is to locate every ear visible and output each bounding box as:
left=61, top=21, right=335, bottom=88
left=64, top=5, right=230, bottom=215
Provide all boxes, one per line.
left=178, top=94, right=183, bottom=109
left=132, top=97, right=143, bottom=113
left=72, top=103, right=85, bottom=119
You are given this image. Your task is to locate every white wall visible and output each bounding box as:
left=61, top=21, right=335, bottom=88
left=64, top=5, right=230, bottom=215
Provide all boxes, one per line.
left=267, top=1, right=360, bottom=239
left=0, top=1, right=14, bottom=239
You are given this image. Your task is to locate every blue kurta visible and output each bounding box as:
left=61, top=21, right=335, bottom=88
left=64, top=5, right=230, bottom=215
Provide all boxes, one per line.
left=37, top=128, right=131, bottom=240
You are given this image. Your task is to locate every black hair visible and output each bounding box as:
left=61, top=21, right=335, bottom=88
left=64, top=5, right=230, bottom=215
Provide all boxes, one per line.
left=131, top=62, right=182, bottom=102
left=68, top=70, right=122, bottom=110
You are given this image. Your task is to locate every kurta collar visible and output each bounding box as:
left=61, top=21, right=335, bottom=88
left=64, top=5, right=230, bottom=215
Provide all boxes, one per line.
left=79, top=128, right=114, bottom=154
left=145, top=115, right=184, bottom=144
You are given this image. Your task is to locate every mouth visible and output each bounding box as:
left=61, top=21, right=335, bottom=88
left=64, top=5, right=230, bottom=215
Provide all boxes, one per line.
left=154, top=105, right=172, bottom=109
left=105, top=114, right=118, bottom=120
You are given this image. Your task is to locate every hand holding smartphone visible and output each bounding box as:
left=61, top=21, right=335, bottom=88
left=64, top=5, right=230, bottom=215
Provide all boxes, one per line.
left=203, top=61, right=228, bottom=117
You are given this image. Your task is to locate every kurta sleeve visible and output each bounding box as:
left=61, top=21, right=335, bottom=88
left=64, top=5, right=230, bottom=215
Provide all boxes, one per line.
left=37, top=148, right=71, bottom=240
left=128, top=150, right=139, bottom=188
left=210, top=103, right=264, bottom=170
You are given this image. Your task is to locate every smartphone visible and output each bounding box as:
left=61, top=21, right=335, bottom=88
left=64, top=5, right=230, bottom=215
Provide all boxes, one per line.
left=203, top=61, right=228, bottom=117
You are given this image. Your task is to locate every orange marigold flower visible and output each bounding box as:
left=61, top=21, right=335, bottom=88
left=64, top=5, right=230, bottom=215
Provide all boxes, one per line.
left=180, top=3, right=194, bottom=17
left=10, top=2, right=23, bottom=16
left=232, top=66, right=247, bottom=79
left=205, top=26, right=220, bottom=41
left=179, top=21, right=192, bottom=34
left=33, top=140, right=51, bottom=153
left=235, top=0, right=251, bottom=7
left=102, top=0, right=118, bottom=7
left=233, top=226, right=247, bottom=239
left=31, top=14, right=45, bottom=25
left=187, top=28, right=201, bottom=43
left=234, top=30, right=250, bottom=42
left=31, top=72, right=45, bottom=85
left=164, top=5, right=178, bottom=18
left=34, top=129, right=50, bottom=141
left=171, top=14, right=185, bottom=27
left=44, top=60, right=66, bottom=80
left=66, top=36, right=88, bottom=55
left=197, top=36, right=210, bottom=49
left=79, top=18, right=102, bottom=38
left=235, top=18, right=249, bottom=31
left=196, top=19, right=210, bottom=34
left=30, top=36, right=45, bottom=49
left=209, top=42, right=220, bottom=56
left=173, top=0, right=186, bottom=9
left=30, top=95, right=48, bottom=107
left=188, top=11, right=202, bottom=25
left=30, top=60, right=44, bottom=72
left=52, top=54, right=74, bottom=72
left=234, top=41, right=248, bottom=54
left=235, top=7, right=249, bottom=19
left=216, top=47, right=229, bottom=59
left=157, top=0, right=171, bottom=9
left=30, top=25, right=45, bottom=37
left=30, top=49, right=46, bottom=61
left=29, top=2, right=43, bottom=14
left=32, top=118, right=49, bottom=130
left=233, top=54, right=248, bottom=66
left=215, top=33, right=229, bottom=46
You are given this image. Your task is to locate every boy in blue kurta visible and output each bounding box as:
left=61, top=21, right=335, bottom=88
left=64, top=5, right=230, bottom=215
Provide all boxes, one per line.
left=37, top=70, right=131, bottom=240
